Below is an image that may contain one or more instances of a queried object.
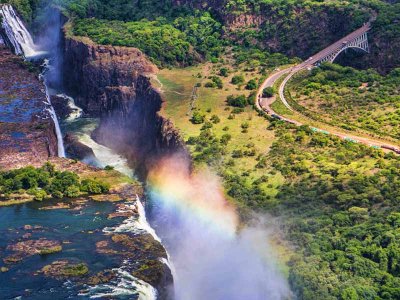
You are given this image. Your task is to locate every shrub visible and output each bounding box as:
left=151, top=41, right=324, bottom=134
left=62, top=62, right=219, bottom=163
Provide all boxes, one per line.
left=227, top=95, right=247, bottom=108
left=221, top=134, right=232, bottom=144
left=219, top=67, right=229, bottom=77
left=232, top=108, right=244, bottom=114
left=205, top=82, right=217, bottom=88
left=232, top=150, right=243, bottom=158
left=246, top=79, right=258, bottom=90
left=231, top=75, right=245, bottom=85
left=263, top=87, right=275, bottom=97
left=191, top=111, right=205, bottom=124
left=210, top=115, right=221, bottom=124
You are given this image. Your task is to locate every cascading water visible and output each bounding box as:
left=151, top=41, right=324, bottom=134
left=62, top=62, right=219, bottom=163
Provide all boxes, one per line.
left=0, top=5, right=65, bottom=157
left=39, top=60, right=66, bottom=157
left=46, top=93, right=66, bottom=157
left=0, top=5, right=44, bottom=58
left=56, top=93, right=83, bottom=121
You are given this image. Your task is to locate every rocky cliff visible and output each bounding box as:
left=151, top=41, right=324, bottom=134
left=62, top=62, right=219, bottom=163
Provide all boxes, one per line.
left=0, top=45, right=58, bottom=170
left=62, top=30, right=187, bottom=177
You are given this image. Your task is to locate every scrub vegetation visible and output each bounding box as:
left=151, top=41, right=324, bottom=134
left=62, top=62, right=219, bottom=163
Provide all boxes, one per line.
left=289, top=63, right=400, bottom=140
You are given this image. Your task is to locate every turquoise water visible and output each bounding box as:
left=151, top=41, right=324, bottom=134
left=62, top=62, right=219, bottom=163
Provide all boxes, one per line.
left=0, top=200, right=124, bottom=299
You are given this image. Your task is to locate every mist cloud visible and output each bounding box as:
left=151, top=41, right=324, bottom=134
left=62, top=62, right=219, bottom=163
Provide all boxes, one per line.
left=148, top=154, right=291, bottom=300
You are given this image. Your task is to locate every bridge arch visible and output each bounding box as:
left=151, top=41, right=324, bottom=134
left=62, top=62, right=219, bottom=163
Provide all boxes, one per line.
left=314, top=26, right=370, bottom=66
left=329, top=45, right=370, bottom=63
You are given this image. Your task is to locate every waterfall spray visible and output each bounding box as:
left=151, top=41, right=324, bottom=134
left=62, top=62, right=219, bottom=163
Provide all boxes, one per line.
left=148, top=154, right=291, bottom=300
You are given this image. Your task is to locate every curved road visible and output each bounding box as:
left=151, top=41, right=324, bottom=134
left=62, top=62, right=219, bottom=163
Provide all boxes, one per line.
left=256, top=68, right=400, bottom=153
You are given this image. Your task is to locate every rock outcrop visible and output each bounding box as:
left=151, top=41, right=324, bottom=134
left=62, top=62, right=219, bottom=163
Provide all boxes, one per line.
left=64, top=133, right=97, bottom=162
left=0, top=46, right=58, bottom=170
left=63, top=34, right=188, bottom=177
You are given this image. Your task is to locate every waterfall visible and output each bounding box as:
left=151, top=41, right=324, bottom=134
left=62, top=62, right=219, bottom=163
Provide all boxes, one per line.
left=0, top=5, right=44, bottom=58
left=1, top=5, right=65, bottom=157
left=40, top=60, right=66, bottom=157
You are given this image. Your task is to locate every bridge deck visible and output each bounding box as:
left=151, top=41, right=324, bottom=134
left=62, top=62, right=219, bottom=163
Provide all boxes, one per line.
left=297, top=22, right=371, bottom=70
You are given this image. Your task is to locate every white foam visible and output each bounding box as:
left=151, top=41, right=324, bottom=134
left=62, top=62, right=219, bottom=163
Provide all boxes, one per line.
left=56, top=93, right=83, bottom=121
left=72, top=121, right=132, bottom=176
left=80, top=268, right=157, bottom=300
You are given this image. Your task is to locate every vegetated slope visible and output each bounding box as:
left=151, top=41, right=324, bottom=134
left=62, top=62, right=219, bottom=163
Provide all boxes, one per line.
left=0, top=0, right=40, bottom=21
left=61, top=0, right=399, bottom=72
left=337, top=3, right=400, bottom=73
left=288, top=63, right=400, bottom=140
left=269, top=124, right=400, bottom=300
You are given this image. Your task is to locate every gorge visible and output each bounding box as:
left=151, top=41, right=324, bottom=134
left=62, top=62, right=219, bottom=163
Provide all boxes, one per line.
left=1, top=3, right=290, bottom=299
left=2, top=1, right=400, bottom=299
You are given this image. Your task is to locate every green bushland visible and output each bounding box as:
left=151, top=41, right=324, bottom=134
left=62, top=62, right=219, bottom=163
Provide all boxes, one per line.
left=72, top=11, right=223, bottom=67
left=289, top=63, right=400, bottom=139
left=0, top=0, right=40, bottom=22
left=268, top=124, right=400, bottom=299
left=0, top=163, right=110, bottom=202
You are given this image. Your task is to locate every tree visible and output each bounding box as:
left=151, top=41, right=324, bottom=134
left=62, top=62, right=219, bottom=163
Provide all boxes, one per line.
left=191, top=111, right=205, bottom=124
left=263, top=87, right=275, bottom=97
left=231, top=75, right=245, bottom=85
left=227, top=95, right=247, bottom=108
left=65, top=185, right=81, bottom=198
left=80, top=179, right=109, bottom=194
left=246, top=79, right=257, bottom=90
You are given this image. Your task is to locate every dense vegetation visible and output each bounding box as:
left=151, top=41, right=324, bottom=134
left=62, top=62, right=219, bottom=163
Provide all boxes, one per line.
left=0, top=0, right=40, bottom=21
left=0, top=163, right=109, bottom=201
left=269, top=124, right=400, bottom=299
left=289, top=63, right=400, bottom=139
left=63, top=0, right=395, bottom=68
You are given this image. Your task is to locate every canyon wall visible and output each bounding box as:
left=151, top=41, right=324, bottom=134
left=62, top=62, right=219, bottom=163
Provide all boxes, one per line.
left=62, top=32, right=187, bottom=177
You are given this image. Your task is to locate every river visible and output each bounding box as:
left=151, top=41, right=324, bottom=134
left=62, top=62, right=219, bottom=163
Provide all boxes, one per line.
left=0, top=4, right=291, bottom=299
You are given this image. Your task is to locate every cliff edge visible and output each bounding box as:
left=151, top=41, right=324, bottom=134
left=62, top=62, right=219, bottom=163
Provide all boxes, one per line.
left=63, top=30, right=188, bottom=177
left=0, top=45, right=58, bottom=170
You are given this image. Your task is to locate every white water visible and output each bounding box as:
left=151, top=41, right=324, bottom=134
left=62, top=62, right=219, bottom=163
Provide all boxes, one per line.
left=65, top=117, right=171, bottom=299
left=69, top=119, right=133, bottom=175
left=0, top=5, right=45, bottom=58
left=79, top=267, right=157, bottom=300
left=56, top=93, right=83, bottom=121
left=40, top=60, right=66, bottom=157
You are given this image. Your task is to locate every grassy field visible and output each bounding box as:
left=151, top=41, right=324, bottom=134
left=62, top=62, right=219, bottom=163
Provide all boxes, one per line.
left=155, top=60, right=281, bottom=184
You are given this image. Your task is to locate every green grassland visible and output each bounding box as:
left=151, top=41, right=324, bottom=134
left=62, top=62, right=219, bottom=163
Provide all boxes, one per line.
left=156, top=56, right=286, bottom=209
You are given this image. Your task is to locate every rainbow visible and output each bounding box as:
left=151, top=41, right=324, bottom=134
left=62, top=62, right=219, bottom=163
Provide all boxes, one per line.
left=148, top=155, right=239, bottom=238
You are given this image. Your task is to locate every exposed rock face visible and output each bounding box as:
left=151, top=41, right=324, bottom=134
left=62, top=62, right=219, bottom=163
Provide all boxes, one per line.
left=63, top=35, right=188, bottom=177
left=62, top=34, right=177, bottom=298
left=64, top=133, right=96, bottom=162
left=0, top=46, right=58, bottom=170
